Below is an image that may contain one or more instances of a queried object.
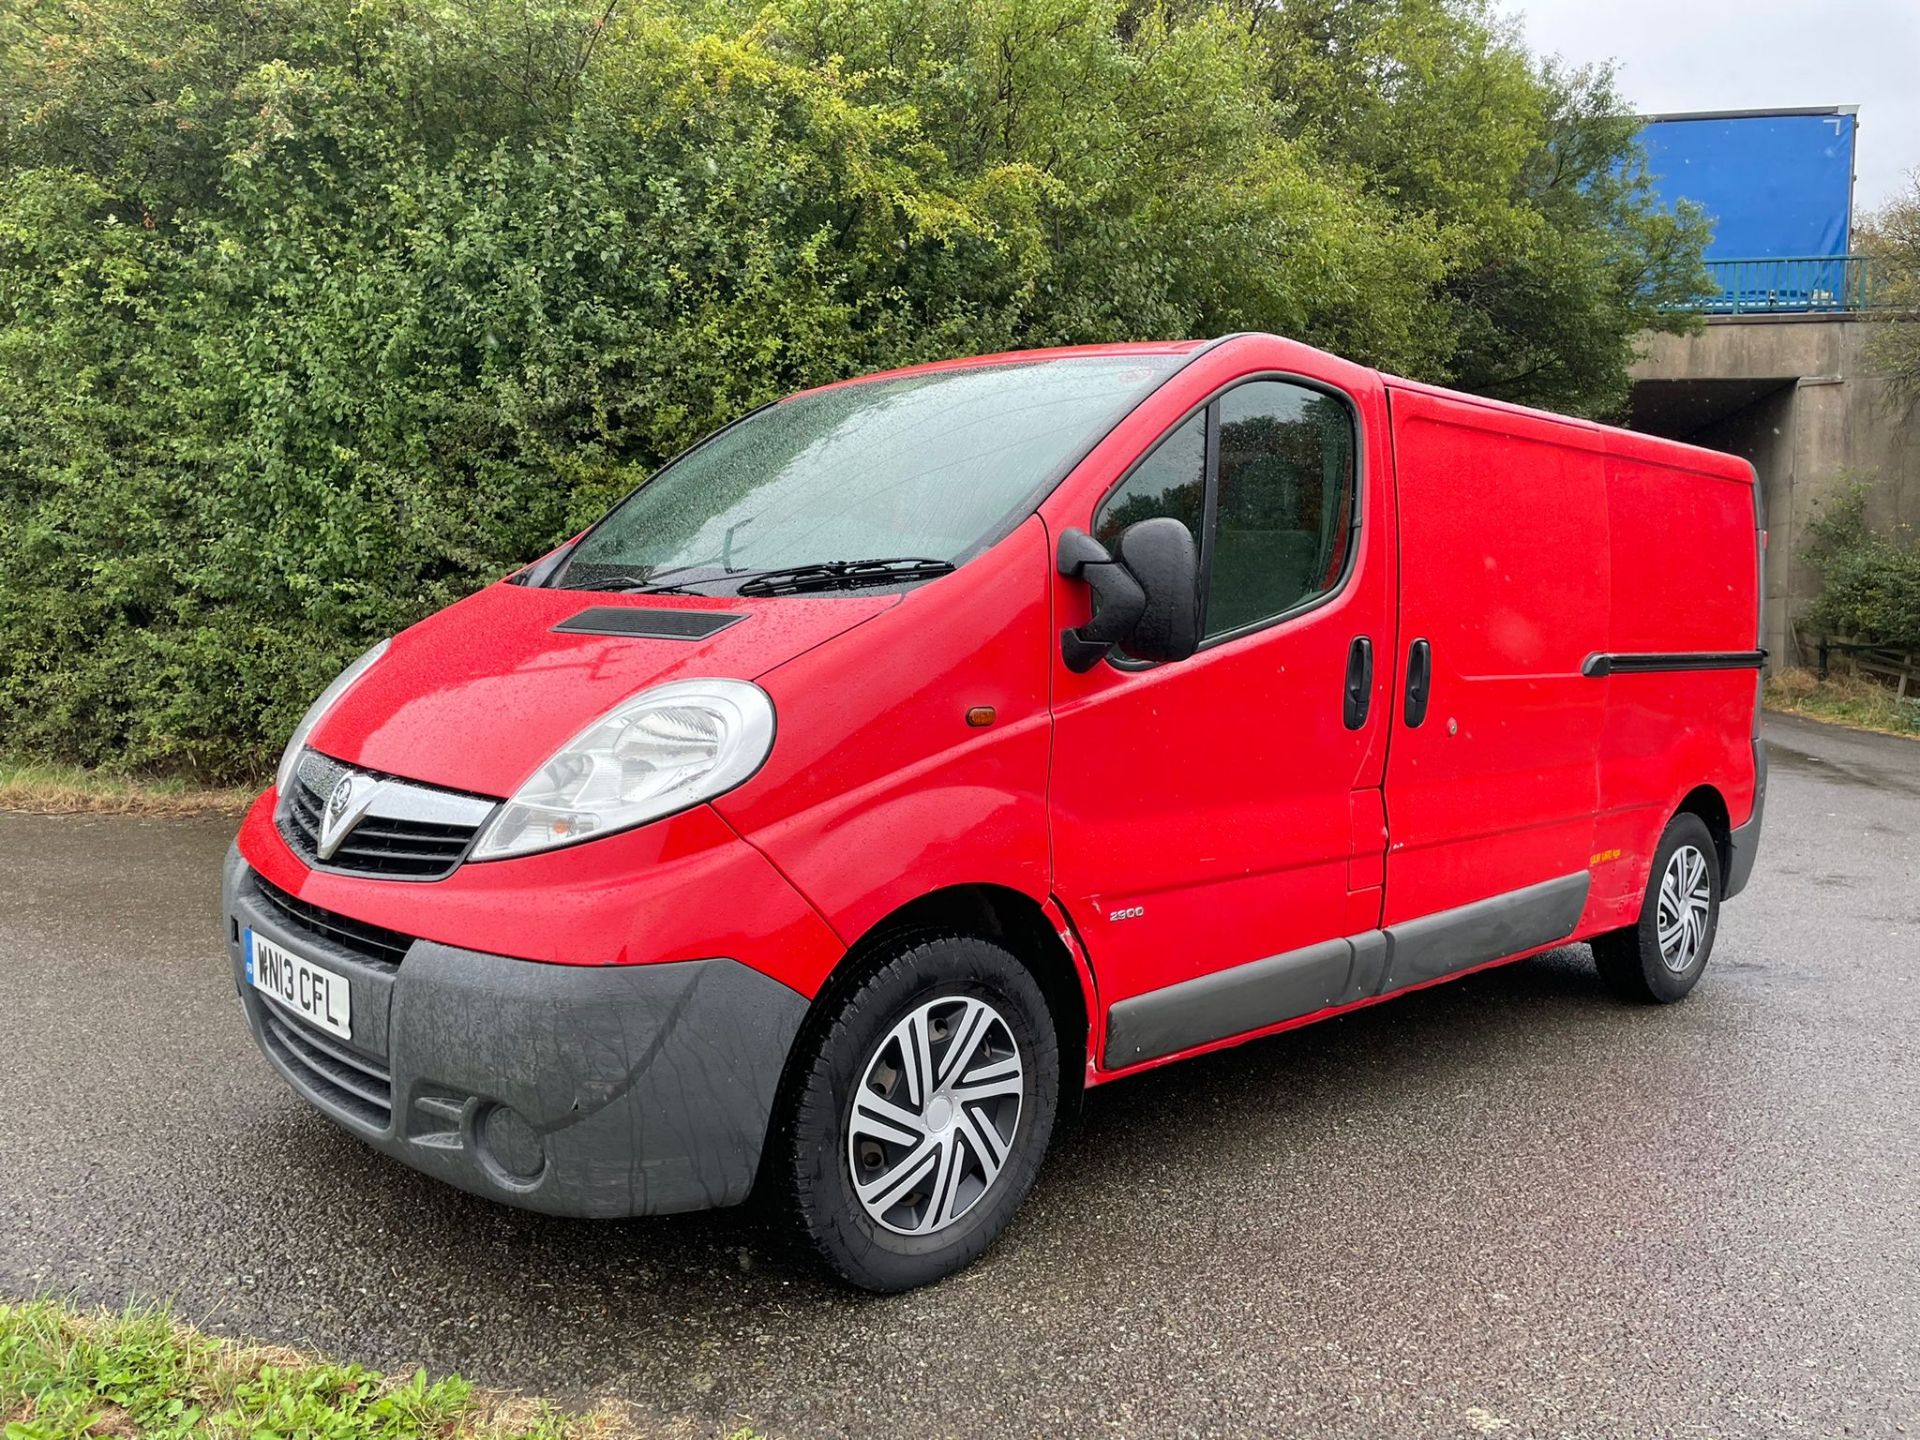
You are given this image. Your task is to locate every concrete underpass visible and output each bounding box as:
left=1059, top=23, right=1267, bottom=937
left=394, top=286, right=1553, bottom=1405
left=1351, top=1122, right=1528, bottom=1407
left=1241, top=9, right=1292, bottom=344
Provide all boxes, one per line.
left=1630, top=314, right=1919, bottom=656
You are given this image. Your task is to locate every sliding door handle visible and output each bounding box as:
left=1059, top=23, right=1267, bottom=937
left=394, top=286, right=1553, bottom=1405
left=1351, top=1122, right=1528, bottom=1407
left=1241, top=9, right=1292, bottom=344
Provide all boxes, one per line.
left=1343, top=636, right=1373, bottom=730
left=1404, top=638, right=1432, bottom=727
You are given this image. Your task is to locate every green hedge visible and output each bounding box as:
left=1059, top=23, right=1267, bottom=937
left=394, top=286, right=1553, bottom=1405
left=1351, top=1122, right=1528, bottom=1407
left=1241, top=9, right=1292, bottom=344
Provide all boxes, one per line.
left=1805, top=483, right=1920, bottom=650
left=0, top=0, right=1710, bottom=781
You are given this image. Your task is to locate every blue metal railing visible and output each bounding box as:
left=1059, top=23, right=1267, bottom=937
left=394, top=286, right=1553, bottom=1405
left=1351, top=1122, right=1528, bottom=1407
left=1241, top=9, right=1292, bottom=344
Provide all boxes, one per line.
left=1694, top=255, right=1893, bottom=315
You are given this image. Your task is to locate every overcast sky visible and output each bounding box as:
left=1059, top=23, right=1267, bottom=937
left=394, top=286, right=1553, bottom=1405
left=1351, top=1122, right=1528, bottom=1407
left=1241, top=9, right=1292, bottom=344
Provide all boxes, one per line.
left=1504, top=0, right=1919, bottom=218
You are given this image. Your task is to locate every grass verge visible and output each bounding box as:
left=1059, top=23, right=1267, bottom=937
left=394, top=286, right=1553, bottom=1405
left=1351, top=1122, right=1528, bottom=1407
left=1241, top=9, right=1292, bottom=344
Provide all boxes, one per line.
left=0, top=759, right=255, bottom=817
left=1765, top=667, right=1920, bottom=740
left=0, top=1300, right=750, bottom=1440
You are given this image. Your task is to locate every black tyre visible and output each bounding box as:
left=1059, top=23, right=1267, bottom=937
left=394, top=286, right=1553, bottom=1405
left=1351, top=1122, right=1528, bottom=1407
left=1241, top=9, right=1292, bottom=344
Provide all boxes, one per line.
left=782, top=933, right=1059, bottom=1292
left=1592, top=812, right=1722, bottom=1003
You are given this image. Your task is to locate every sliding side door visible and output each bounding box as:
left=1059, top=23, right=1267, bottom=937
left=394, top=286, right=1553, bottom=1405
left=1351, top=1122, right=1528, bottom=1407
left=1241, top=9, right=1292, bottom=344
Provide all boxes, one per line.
left=1377, top=385, right=1609, bottom=986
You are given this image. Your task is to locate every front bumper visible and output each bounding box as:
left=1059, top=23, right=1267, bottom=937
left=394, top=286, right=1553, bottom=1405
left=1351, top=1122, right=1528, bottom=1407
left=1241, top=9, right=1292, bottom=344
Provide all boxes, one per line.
left=223, top=846, right=808, bottom=1216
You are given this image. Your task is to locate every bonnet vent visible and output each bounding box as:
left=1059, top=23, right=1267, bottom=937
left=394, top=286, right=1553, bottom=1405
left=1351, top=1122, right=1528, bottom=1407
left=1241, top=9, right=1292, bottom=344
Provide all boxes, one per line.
left=553, top=607, right=747, bottom=640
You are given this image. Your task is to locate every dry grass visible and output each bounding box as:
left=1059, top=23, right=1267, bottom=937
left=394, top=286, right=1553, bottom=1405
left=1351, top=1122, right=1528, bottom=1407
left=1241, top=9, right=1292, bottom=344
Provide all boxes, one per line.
left=1765, top=666, right=1920, bottom=739
left=0, top=758, right=256, bottom=817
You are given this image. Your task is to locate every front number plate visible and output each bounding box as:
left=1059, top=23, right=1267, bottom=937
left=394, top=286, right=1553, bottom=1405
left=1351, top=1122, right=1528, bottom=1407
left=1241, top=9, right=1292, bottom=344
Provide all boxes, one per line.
left=245, top=929, right=352, bottom=1040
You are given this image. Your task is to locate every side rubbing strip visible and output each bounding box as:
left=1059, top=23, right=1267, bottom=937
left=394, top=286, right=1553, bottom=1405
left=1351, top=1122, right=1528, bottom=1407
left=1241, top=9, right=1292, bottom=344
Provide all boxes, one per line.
left=1380, top=872, right=1589, bottom=992
left=1581, top=650, right=1767, bottom=677
left=1099, top=874, right=1592, bottom=1070
left=553, top=607, right=747, bottom=640
left=1102, top=938, right=1353, bottom=1068
left=1341, top=931, right=1390, bottom=1006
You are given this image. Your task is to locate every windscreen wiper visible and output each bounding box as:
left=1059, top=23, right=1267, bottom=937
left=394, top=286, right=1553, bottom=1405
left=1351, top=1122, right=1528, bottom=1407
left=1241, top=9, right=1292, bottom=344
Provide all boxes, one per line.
left=733, top=558, right=957, bottom=597
left=554, top=560, right=728, bottom=594
left=611, top=558, right=731, bottom=593
left=615, top=581, right=719, bottom=596
left=547, top=572, right=712, bottom=596
left=511, top=538, right=581, bottom=587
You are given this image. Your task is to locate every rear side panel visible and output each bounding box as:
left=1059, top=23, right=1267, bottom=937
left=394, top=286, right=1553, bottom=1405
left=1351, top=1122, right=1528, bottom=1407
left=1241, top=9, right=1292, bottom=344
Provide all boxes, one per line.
left=1587, top=432, right=1761, bottom=928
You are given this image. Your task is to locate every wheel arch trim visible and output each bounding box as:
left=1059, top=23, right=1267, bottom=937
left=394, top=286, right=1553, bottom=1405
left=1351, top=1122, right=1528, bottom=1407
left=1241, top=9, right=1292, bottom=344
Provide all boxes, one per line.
left=769, top=883, right=1097, bottom=1143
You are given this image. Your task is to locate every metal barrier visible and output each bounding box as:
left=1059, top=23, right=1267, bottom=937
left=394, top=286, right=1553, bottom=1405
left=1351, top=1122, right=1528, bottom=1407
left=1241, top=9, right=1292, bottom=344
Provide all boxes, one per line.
left=1694, top=255, right=1894, bottom=315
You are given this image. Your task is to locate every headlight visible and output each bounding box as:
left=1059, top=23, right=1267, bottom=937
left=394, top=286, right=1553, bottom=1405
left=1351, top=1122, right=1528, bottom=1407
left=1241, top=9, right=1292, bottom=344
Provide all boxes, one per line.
left=470, top=678, right=775, bottom=861
left=275, top=640, right=390, bottom=798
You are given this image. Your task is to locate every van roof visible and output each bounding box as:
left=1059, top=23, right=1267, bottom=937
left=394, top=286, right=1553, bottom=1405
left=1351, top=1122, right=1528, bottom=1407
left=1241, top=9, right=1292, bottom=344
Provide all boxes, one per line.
left=1380, top=371, right=1755, bottom=484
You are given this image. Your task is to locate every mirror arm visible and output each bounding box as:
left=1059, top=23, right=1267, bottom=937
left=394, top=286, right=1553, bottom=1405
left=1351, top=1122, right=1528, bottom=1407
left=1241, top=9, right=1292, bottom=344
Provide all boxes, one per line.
left=1057, top=528, right=1146, bottom=673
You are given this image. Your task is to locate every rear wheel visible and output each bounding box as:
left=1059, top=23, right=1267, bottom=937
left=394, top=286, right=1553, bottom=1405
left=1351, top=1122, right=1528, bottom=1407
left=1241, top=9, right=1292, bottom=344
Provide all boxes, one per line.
left=1592, top=812, right=1721, bottom=1003
left=783, top=934, right=1059, bottom=1292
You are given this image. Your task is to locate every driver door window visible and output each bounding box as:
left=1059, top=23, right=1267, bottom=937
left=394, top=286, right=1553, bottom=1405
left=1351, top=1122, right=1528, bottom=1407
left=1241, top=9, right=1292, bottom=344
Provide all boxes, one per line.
left=1092, top=379, right=1357, bottom=648
left=1093, top=410, right=1206, bottom=549
left=1208, top=380, right=1356, bottom=638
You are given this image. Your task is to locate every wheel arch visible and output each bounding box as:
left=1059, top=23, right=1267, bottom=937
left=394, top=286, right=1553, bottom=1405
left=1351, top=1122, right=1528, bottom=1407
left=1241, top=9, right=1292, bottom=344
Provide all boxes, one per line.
left=1675, top=783, right=1733, bottom=890
left=759, top=883, right=1094, bottom=1197
left=840, top=884, right=1091, bottom=1097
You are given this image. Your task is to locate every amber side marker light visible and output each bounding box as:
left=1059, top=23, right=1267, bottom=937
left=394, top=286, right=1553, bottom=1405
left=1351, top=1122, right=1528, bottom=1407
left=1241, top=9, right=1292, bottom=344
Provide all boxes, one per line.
left=965, top=706, right=997, bottom=728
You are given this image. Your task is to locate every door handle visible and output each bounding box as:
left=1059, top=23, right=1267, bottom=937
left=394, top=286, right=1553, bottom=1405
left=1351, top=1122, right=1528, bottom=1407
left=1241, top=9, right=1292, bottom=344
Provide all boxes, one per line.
left=1404, top=638, right=1432, bottom=727
left=1343, top=636, right=1373, bottom=730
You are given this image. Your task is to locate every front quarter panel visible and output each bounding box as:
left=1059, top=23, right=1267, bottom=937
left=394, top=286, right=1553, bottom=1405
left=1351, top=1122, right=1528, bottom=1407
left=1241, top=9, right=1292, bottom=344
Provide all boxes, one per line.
left=714, top=517, right=1056, bottom=980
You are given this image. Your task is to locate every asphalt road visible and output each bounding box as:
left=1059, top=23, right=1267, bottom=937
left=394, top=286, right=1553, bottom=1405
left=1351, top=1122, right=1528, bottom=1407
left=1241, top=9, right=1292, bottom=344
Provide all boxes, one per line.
left=3, top=711, right=1916, bottom=1438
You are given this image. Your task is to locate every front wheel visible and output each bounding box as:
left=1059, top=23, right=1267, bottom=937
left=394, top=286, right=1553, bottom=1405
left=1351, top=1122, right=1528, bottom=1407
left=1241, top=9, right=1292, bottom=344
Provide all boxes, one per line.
left=781, top=934, right=1059, bottom=1292
left=1592, top=812, right=1722, bottom=1003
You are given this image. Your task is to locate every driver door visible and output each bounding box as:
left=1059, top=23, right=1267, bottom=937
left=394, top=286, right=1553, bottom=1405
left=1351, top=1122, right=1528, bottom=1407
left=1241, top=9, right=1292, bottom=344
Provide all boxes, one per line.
left=1045, top=356, right=1396, bottom=1069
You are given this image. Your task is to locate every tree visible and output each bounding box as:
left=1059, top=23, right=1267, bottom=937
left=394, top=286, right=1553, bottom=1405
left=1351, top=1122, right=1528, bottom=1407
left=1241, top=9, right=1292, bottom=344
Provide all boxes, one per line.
left=0, top=0, right=1714, bottom=778
left=1226, top=0, right=1714, bottom=415
left=1804, top=480, right=1920, bottom=650
left=1862, top=173, right=1920, bottom=409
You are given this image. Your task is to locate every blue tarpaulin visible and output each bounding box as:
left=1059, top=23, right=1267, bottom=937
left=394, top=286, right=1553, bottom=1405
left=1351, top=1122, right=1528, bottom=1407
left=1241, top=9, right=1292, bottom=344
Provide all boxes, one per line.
left=1640, top=110, right=1856, bottom=259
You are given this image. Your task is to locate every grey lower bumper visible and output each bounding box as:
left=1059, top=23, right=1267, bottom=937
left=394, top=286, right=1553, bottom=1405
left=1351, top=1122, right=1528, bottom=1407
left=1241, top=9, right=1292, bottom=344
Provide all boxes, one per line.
left=222, top=846, right=808, bottom=1217
left=1723, top=738, right=1767, bottom=901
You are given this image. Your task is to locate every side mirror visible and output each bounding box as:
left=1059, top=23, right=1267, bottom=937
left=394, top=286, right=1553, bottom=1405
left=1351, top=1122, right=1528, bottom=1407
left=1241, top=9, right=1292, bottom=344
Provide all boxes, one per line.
left=1056, top=518, right=1200, bottom=672
left=1114, top=517, right=1200, bottom=664
left=1056, top=529, right=1145, bottom=672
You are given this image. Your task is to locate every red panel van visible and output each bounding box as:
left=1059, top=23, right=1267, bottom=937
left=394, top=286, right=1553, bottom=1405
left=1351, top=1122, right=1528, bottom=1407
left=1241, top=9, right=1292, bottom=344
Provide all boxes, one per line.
left=223, top=334, right=1765, bottom=1290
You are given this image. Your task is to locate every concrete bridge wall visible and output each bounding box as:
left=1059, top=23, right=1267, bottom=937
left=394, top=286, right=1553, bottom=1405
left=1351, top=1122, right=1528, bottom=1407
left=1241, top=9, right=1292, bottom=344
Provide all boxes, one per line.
left=1629, top=316, right=1919, bottom=658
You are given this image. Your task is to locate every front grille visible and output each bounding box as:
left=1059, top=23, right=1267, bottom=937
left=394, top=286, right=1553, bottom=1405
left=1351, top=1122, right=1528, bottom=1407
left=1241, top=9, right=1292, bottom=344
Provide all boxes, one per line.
left=258, top=1007, right=393, bottom=1130
left=280, top=751, right=494, bottom=880
left=250, top=873, right=413, bottom=971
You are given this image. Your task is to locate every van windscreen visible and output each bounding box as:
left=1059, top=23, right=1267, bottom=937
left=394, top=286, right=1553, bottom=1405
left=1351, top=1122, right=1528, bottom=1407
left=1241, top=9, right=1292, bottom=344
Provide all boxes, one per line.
left=556, top=356, right=1181, bottom=594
